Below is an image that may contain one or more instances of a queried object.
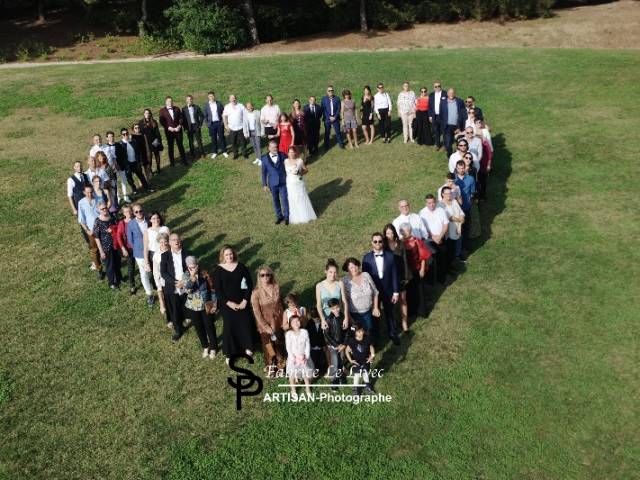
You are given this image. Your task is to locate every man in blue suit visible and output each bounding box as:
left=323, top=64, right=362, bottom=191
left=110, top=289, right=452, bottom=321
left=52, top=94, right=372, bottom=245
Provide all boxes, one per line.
left=320, top=85, right=344, bottom=151
left=362, top=232, right=401, bottom=345
left=439, top=88, right=465, bottom=157
left=261, top=140, right=289, bottom=225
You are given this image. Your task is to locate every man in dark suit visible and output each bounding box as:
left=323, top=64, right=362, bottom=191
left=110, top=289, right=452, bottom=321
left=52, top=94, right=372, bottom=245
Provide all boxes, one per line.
left=428, top=81, right=446, bottom=151
left=160, top=233, right=190, bottom=342
left=158, top=96, right=188, bottom=166
left=115, top=128, right=151, bottom=195
left=362, top=232, right=401, bottom=345
left=260, top=140, right=289, bottom=225
left=303, top=95, right=323, bottom=156
left=203, top=91, right=228, bottom=159
left=320, top=85, right=344, bottom=151
left=182, top=94, right=205, bottom=160
left=439, top=88, right=465, bottom=157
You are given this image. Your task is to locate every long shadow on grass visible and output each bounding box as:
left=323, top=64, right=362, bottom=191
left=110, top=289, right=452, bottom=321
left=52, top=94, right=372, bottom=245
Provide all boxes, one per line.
left=309, top=177, right=353, bottom=217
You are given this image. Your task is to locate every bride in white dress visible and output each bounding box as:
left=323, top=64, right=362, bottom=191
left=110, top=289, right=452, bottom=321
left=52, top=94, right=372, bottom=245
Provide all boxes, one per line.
left=285, top=147, right=317, bottom=224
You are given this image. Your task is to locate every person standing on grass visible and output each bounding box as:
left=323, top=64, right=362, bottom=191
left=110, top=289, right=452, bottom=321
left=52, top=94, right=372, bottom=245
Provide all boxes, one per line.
left=276, top=113, right=295, bottom=156
left=454, top=160, right=476, bottom=259
left=476, top=118, right=493, bottom=201
left=419, top=194, right=450, bottom=285
left=143, top=210, right=170, bottom=297
left=463, top=95, right=484, bottom=123
left=130, top=123, right=152, bottom=182
left=303, top=96, right=323, bottom=156
left=397, top=81, right=416, bottom=143
left=78, top=184, right=103, bottom=279
left=438, top=173, right=463, bottom=207
left=440, top=88, right=465, bottom=157
left=399, top=222, right=432, bottom=318
left=382, top=224, right=410, bottom=332
left=159, top=96, right=188, bottom=166
left=374, top=83, right=393, bottom=143
left=93, top=201, right=121, bottom=290
left=462, top=126, right=482, bottom=171
left=342, top=257, right=380, bottom=335
left=448, top=138, right=469, bottom=174
left=139, top=109, right=163, bottom=174
left=261, top=140, right=289, bottom=225
left=182, top=94, right=205, bottom=161
left=392, top=199, right=428, bottom=240
left=323, top=298, right=347, bottom=390
left=152, top=233, right=170, bottom=321
left=360, top=85, right=375, bottom=145
left=89, top=133, right=107, bottom=160
left=114, top=205, right=136, bottom=295
left=285, top=315, right=314, bottom=398
left=321, top=85, right=345, bottom=151
left=316, top=258, right=350, bottom=329
left=439, top=186, right=465, bottom=267
left=415, top=87, right=433, bottom=146
left=341, top=89, right=359, bottom=149
left=290, top=99, right=307, bottom=155
left=362, top=232, right=402, bottom=343
left=345, top=325, right=376, bottom=396
left=260, top=94, right=281, bottom=143
left=95, top=152, right=118, bottom=213
left=183, top=256, right=218, bottom=360
left=223, top=94, right=248, bottom=160
left=161, top=233, right=190, bottom=342
left=203, top=91, right=228, bottom=159
left=104, top=130, right=129, bottom=203
left=126, top=204, right=155, bottom=305
left=116, top=128, right=153, bottom=196
left=243, top=102, right=262, bottom=166
left=67, top=160, right=90, bottom=243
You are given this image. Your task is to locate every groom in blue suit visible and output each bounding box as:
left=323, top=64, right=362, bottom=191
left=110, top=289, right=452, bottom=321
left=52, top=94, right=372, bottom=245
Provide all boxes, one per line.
left=261, top=140, right=289, bottom=225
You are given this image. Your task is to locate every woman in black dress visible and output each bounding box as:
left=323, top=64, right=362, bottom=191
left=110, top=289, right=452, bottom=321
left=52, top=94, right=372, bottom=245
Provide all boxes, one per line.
left=139, top=108, right=163, bottom=174
left=212, top=245, right=254, bottom=365
left=360, top=85, right=375, bottom=145
left=383, top=223, right=411, bottom=332
left=93, top=201, right=121, bottom=290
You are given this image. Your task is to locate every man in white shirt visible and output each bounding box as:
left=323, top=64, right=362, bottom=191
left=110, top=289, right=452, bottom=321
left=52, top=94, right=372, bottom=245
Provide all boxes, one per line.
left=89, top=134, right=114, bottom=167
left=428, top=81, right=445, bottom=151
left=449, top=138, right=469, bottom=173
left=223, top=95, right=247, bottom=160
left=243, top=102, right=262, bottom=165
left=437, top=173, right=463, bottom=206
left=260, top=94, right=281, bottom=141
left=419, top=194, right=449, bottom=284
left=392, top=199, right=427, bottom=240
left=374, top=83, right=393, bottom=143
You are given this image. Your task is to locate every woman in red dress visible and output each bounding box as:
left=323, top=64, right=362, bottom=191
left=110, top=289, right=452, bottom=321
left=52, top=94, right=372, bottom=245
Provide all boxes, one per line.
left=277, top=113, right=295, bottom=155
left=290, top=99, right=306, bottom=155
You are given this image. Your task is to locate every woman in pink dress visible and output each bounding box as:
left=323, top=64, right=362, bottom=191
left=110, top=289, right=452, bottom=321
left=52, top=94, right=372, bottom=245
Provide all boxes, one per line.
left=277, top=113, right=295, bottom=155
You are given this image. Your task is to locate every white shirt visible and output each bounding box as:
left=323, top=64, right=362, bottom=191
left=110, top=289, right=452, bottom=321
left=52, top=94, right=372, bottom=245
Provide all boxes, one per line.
left=397, top=91, right=416, bottom=114
left=467, top=136, right=483, bottom=168
left=84, top=168, right=102, bottom=185
left=437, top=183, right=462, bottom=204
left=172, top=250, right=185, bottom=294
left=67, top=172, right=86, bottom=197
left=374, top=92, right=392, bottom=113
left=449, top=151, right=464, bottom=174
left=373, top=251, right=385, bottom=279
left=168, top=108, right=175, bottom=120
left=187, top=105, right=196, bottom=124
left=269, top=152, right=279, bottom=165
left=393, top=213, right=427, bottom=240
left=260, top=104, right=281, bottom=128
left=102, top=143, right=117, bottom=167
left=419, top=206, right=449, bottom=238
left=123, top=141, right=136, bottom=163
left=439, top=201, right=464, bottom=240
left=89, top=144, right=106, bottom=158
left=223, top=103, right=246, bottom=131
left=434, top=90, right=442, bottom=115
left=135, top=218, right=148, bottom=235
left=208, top=102, right=219, bottom=122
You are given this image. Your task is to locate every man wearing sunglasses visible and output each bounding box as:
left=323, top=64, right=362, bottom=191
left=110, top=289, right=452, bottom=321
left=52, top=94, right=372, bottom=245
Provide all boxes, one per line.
left=439, top=88, right=465, bottom=157
left=362, top=232, right=400, bottom=346
left=115, top=128, right=153, bottom=196
left=428, top=82, right=446, bottom=151
left=462, top=96, right=484, bottom=123
left=126, top=203, right=155, bottom=305
left=320, top=85, right=345, bottom=151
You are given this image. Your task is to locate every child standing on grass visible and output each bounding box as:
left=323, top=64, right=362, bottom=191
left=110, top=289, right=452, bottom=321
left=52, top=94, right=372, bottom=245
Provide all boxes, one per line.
left=323, top=298, right=347, bottom=391
left=345, top=325, right=375, bottom=396
left=285, top=315, right=314, bottom=399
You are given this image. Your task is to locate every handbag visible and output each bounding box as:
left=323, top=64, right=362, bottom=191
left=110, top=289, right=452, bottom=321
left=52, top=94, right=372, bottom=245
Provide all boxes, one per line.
left=151, top=138, right=164, bottom=152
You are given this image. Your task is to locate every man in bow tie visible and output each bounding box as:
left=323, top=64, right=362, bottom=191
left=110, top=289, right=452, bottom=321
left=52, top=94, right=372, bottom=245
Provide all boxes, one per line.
left=260, top=140, right=289, bottom=225
left=362, top=232, right=401, bottom=345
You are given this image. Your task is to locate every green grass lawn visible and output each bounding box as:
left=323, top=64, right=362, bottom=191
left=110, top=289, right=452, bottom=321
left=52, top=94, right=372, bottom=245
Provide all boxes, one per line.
left=0, top=48, right=639, bottom=480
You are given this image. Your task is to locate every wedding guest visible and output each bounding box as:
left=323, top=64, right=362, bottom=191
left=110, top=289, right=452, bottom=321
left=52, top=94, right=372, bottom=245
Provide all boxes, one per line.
left=399, top=223, right=432, bottom=317
left=382, top=224, right=410, bottom=332
left=90, top=175, right=112, bottom=214
left=276, top=113, right=294, bottom=155
left=476, top=118, right=493, bottom=201
left=415, top=87, right=433, bottom=145
left=126, top=204, right=155, bottom=306
left=160, top=233, right=190, bottom=342
left=392, top=199, right=428, bottom=240
left=159, top=96, right=188, bottom=166
left=261, top=140, right=289, bottom=225
left=95, top=151, right=118, bottom=213
left=440, top=88, right=465, bottom=157
left=463, top=95, right=484, bottom=122
left=116, top=128, right=152, bottom=195
left=77, top=184, right=103, bottom=279
left=374, top=83, right=393, bottom=143
left=345, top=325, right=375, bottom=395
left=463, top=126, right=483, bottom=170
left=315, top=258, right=350, bottom=329
left=131, top=123, right=152, bottom=180
left=305, top=307, right=327, bottom=376
left=260, top=94, right=281, bottom=142
left=283, top=293, right=307, bottom=331
left=448, top=138, right=469, bottom=174
left=362, top=232, right=401, bottom=344
left=143, top=210, right=170, bottom=295
left=397, top=81, right=416, bottom=143
left=139, top=109, right=163, bottom=173
left=243, top=102, right=262, bottom=165
left=104, top=131, right=128, bottom=203
left=89, top=133, right=107, bottom=160
left=321, top=85, right=344, bottom=150
left=223, top=94, right=248, bottom=160
left=203, top=91, right=228, bottom=159
left=85, top=155, right=100, bottom=186
left=183, top=256, right=218, bottom=359
left=153, top=233, right=170, bottom=320
left=437, top=173, right=463, bottom=207
left=419, top=194, right=449, bottom=284
left=463, top=152, right=478, bottom=181
left=182, top=94, right=205, bottom=160
left=290, top=99, right=306, bottom=153
left=464, top=107, right=477, bottom=130
left=454, top=160, right=476, bottom=255
left=341, top=89, right=359, bottom=149
left=303, top=96, right=322, bottom=156
left=428, top=81, right=445, bottom=151
left=323, top=298, right=346, bottom=390
left=251, top=265, right=286, bottom=376
left=285, top=315, right=314, bottom=398
left=342, top=257, right=379, bottom=334
left=67, top=160, right=89, bottom=221
left=114, top=205, right=136, bottom=295
left=360, top=85, right=375, bottom=145
left=212, top=245, right=254, bottom=365
left=439, top=186, right=465, bottom=265
left=93, top=201, right=121, bottom=290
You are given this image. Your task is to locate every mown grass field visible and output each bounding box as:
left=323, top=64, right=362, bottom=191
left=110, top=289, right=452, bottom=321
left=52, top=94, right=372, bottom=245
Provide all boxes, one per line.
left=0, top=48, right=639, bottom=479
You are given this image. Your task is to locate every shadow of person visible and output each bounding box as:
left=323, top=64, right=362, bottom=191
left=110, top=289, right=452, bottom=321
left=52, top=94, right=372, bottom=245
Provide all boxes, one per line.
left=309, top=177, right=353, bottom=217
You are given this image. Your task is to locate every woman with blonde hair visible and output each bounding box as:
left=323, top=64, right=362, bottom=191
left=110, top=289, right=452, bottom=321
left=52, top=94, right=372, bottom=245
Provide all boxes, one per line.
left=251, top=265, right=285, bottom=376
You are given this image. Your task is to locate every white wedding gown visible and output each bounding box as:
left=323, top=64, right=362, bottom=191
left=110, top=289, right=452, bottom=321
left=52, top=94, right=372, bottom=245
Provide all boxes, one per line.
left=285, top=159, right=317, bottom=224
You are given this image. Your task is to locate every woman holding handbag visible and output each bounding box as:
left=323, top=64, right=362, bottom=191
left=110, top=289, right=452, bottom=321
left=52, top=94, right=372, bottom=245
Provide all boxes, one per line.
left=183, top=256, right=218, bottom=359
left=139, top=108, right=163, bottom=174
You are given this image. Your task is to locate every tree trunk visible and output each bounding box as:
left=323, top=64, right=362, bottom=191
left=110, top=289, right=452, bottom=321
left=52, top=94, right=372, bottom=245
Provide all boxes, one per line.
left=138, top=0, right=148, bottom=37
left=37, top=0, right=45, bottom=23
left=359, top=0, right=368, bottom=32
left=240, top=0, right=260, bottom=46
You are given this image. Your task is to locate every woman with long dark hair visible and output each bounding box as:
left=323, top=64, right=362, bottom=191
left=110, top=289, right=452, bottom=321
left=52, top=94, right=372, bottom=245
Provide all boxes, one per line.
left=139, top=108, right=163, bottom=174
left=383, top=223, right=410, bottom=332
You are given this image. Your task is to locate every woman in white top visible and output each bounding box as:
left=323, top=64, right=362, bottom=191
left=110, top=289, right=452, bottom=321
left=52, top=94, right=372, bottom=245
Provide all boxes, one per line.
left=397, top=81, right=416, bottom=143
left=284, top=146, right=317, bottom=225
left=143, top=211, right=170, bottom=291
left=285, top=315, right=314, bottom=398
left=152, top=233, right=170, bottom=319
left=373, top=83, right=393, bottom=143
